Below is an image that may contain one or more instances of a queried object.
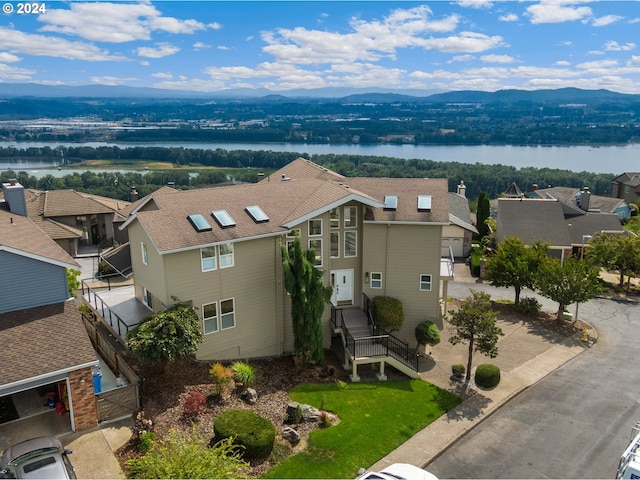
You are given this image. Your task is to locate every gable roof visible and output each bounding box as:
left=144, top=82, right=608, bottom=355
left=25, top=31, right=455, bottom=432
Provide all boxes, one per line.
left=503, top=182, right=524, bottom=198
left=448, top=192, right=478, bottom=233
left=0, top=209, right=78, bottom=268
left=496, top=198, right=625, bottom=247
left=0, top=300, right=96, bottom=389
left=41, top=189, right=118, bottom=217
left=612, top=172, right=640, bottom=185
left=123, top=159, right=449, bottom=254
left=264, top=157, right=345, bottom=182
left=529, top=186, right=627, bottom=214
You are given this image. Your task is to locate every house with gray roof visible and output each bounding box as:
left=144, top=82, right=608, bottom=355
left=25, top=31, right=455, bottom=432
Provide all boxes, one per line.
left=527, top=185, right=631, bottom=221
left=496, top=197, right=625, bottom=259
left=120, top=158, right=451, bottom=376
left=0, top=207, right=98, bottom=438
left=611, top=172, right=640, bottom=205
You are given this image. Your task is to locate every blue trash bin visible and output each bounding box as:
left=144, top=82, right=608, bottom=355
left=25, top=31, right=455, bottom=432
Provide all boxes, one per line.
left=92, top=365, right=102, bottom=394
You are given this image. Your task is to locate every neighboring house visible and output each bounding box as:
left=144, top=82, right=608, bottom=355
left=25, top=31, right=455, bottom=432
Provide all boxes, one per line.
left=496, top=197, right=625, bottom=258
left=444, top=181, right=478, bottom=258
left=120, top=158, right=449, bottom=363
left=1, top=179, right=130, bottom=257
left=528, top=185, right=631, bottom=221
left=0, top=208, right=98, bottom=435
left=611, top=172, right=640, bottom=205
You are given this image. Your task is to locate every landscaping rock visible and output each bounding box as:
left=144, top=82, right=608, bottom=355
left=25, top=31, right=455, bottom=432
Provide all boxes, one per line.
left=285, top=402, right=321, bottom=423
left=242, top=388, right=258, bottom=404
left=282, top=426, right=300, bottom=445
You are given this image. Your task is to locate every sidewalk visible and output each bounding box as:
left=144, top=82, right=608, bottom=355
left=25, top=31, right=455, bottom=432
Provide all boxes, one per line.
left=369, top=263, right=594, bottom=472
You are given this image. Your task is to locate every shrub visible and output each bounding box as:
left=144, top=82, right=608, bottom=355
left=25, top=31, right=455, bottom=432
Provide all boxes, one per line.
left=209, top=362, right=234, bottom=397
left=318, top=411, right=332, bottom=428
left=98, top=260, right=116, bottom=277
left=213, top=409, right=276, bottom=460
left=127, top=427, right=247, bottom=479
left=231, top=361, right=256, bottom=388
left=475, top=364, right=501, bottom=389
left=415, top=320, right=441, bottom=347
left=517, top=297, right=542, bottom=315
left=470, top=248, right=483, bottom=277
left=372, top=296, right=404, bottom=332
left=138, top=431, right=155, bottom=454
left=183, top=391, right=206, bottom=419
left=451, top=364, right=466, bottom=378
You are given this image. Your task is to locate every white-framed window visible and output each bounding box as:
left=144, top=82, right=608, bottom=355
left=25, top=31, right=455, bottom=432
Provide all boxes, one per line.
left=142, top=287, right=153, bottom=309
left=370, top=272, right=382, bottom=289
left=344, top=206, right=357, bottom=228
left=309, top=218, right=322, bottom=236
left=330, top=232, right=340, bottom=258
left=420, top=274, right=432, bottom=291
left=141, top=242, right=148, bottom=265
left=202, top=302, right=218, bottom=334
left=344, top=231, right=357, bottom=257
left=201, top=246, right=216, bottom=271
left=309, top=239, right=322, bottom=266
left=625, top=185, right=631, bottom=193
left=220, top=298, right=235, bottom=330
left=219, top=243, right=234, bottom=268
left=330, top=208, right=340, bottom=229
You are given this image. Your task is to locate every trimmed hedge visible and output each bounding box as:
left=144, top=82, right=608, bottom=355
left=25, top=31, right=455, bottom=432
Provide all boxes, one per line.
left=475, top=364, right=501, bottom=388
left=213, top=409, right=275, bottom=459
left=373, top=296, right=404, bottom=332
left=415, top=321, right=441, bottom=347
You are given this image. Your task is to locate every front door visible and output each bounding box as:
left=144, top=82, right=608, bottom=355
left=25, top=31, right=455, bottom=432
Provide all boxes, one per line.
left=331, top=269, right=354, bottom=306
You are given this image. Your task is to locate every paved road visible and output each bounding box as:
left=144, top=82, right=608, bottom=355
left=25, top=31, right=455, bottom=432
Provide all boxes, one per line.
left=429, top=282, right=640, bottom=479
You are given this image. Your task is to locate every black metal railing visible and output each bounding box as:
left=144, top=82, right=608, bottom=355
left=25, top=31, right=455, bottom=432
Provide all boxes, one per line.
left=81, top=279, right=140, bottom=343
left=330, top=303, right=344, bottom=330
left=356, top=292, right=419, bottom=372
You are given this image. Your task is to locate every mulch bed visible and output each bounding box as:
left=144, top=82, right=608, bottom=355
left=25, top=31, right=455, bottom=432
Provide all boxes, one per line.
left=491, top=301, right=590, bottom=336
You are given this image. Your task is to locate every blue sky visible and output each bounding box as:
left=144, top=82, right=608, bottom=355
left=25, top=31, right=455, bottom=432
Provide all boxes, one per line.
left=2, top=1, right=640, bottom=93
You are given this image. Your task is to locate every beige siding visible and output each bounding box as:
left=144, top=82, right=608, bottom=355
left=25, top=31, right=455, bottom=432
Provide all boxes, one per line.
left=162, top=236, right=284, bottom=361
left=362, top=223, right=442, bottom=347
left=128, top=221, right=167, bottom=312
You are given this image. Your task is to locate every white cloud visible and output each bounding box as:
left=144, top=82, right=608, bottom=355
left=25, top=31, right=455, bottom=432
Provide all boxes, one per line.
left=630, top=18, right=640, bottom=24
left=0, top=26, right=128, bottom=61
left=0, top=63, right=35, bottom=80
left=499, top=13, right=519, bottom=22
left=0, top=52, right=21, bottom=63
left=480, top=54, right=516, bottom=64
left=208, top=22, right=222, bottom=30
left=217, top=46, right=230, bottom=51
left=90, top=76, right=137, bottom=85
left=193, top=42, right=211, bottom=50
left=448, top=54, right=475, bottom=63
left=591, top=15, right=624, bottom=27
left=604, top=41, right=636, bottom=52
left=456, top=0, right=493, bottom=8
left=38, top=2, right=209, bottom=43
left=629, top=56, right=640, bottom=67
left=555, top=60, right=571, bottom=66
left=587, top=50, right=605, bottom=56
left=418, top=32, right=506, bottom=54
left=526, top=1, right=592, bottom=24
left=576, top=59, right=619, bottom=70
left=136, top=43, right=180, bottom=58
left=151, top=72, right=173, bottom=79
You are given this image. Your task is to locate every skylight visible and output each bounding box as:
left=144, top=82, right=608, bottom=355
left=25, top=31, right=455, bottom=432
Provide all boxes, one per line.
left=187, top=214, right=212, bottom=232
left=417, top=195, right=432, bottom=211
left=246, top=205, right=269, bottom=223
left=384, top=195, right=398, bottom=210
left=211, top=210, right=236, bottom=228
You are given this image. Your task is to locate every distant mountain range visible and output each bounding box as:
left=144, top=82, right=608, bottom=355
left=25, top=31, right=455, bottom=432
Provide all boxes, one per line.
left=1, top=83, right=640, bottom=105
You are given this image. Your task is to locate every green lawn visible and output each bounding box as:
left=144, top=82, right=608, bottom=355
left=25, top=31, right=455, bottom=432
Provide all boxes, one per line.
left=262, top=380, right=461, bottom=479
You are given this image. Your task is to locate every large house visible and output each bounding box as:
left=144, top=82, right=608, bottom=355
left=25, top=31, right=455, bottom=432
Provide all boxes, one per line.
left=527, top=185, right=631, bottom=221
left=120, top=158, right=450, bottom=364
left=0, top=206, right=98, bottom=439
left=1, top=179, right=130, bottom=257
left=611, top=172, right=640, bottom=205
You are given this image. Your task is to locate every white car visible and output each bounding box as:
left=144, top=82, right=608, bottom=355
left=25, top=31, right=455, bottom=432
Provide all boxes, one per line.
left=357, top=463, right=439, bottom=480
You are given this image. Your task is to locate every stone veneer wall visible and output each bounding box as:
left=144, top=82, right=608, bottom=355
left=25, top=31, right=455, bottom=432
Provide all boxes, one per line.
left=68, top=367, right=98, bottom=431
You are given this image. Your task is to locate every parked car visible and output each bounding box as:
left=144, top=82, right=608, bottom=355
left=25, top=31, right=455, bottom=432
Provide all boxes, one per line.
left=356, top=463, right=438, bottom=480
left=0, top=436, right=76, bottom=479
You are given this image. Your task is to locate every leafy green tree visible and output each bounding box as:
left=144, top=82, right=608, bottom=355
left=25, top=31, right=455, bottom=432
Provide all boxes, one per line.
left=126, top=427, right=248, bottom=479
left=587, top=232, right=640, bottom=289
left=126, top=299, right=203, bottom=372
left=66, top=268, right=81, bottom=299
left=448, top=290, right=504, bottom=383
left=535, top=258, right=602, bottom=321
left=476, top=191, right=491, bottom=240
left=281, top=236, right=333, bottom=366
left=484, top=237, right=549, bottom=304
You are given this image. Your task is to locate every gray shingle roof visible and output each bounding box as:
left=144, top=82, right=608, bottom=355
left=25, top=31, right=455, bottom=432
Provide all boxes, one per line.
left=497, top=198, right=571, bottom=246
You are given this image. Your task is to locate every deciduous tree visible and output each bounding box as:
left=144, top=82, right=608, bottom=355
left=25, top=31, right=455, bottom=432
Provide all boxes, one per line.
left=281, top=236, right=332, bottom=366
left=484, top=237, right=548, bottom=304
left=587, top=232, right=640, bottom=290
left=448, top=290, right=504, bottom=383
left=535, top=258, right=602, bottom=321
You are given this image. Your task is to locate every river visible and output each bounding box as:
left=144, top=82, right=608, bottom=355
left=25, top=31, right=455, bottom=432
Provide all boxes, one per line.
left=1, top=141, right=637, bottom=177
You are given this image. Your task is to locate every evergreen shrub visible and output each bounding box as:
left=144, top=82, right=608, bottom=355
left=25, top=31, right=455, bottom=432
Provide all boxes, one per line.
left=213, top=409, right=275, bottom=459
left=475, top=364, right=501, bottom=388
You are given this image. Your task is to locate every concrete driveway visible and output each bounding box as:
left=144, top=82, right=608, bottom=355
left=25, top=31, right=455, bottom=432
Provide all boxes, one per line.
left=427, top=283, right=640, bottom=479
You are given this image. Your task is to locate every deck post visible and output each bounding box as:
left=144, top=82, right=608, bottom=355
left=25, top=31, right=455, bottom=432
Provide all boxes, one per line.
left=376, top=361, right=387, bottom=381
left=350, top=361, right=361, bottom=382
